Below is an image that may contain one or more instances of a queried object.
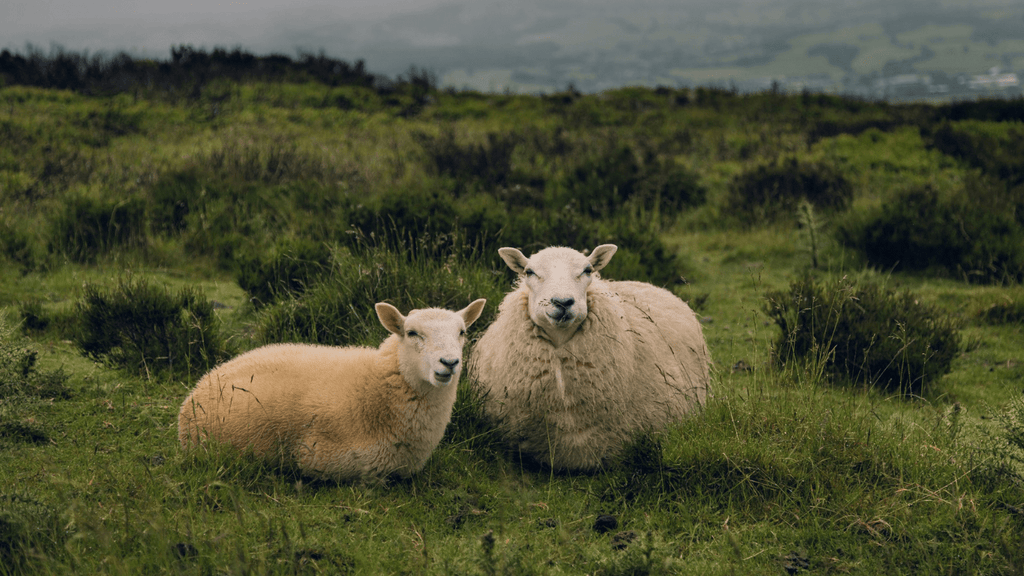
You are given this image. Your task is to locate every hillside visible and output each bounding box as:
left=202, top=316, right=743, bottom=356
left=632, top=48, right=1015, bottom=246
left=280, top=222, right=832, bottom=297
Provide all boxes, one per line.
left=322, top=0, right=1024, bottom=99
left=1, top=56, right=1024, bottom=574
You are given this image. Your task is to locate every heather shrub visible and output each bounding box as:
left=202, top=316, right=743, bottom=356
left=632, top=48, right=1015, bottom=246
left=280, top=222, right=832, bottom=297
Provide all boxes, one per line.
left=764, top=275, right=961, bottom=394
left=415, top=126, right=521, bottom=190
left=925, top=121, right=1024, bottom=186
left=48, top=194, right=148, bottom=262
left=839, top=179, right=1024, bottom=283
left=73, top=278, right=230, bottom=379
left=347, top=184, right=690, bottom=286
left=728, top=157, right=853, bottom=225
left=254, top=238, right=507, bottom=347
left=559, top=144, right=706, bottom=220
left=0, top=221, right=36, bottom=273
left=236, top=238, right=333, bottom=308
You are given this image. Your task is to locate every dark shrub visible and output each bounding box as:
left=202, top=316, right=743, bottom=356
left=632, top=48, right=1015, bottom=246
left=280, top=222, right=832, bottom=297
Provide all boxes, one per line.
left=346, top=177, right=691, bottom=287
left=73, top=278, right=230, bottom=379
left=48, top=195, right=147, bottom=262
left=0, top=222, right=36, bottom=273
left=728, top=157, right=853, bottom=225
left=560, top=145, right=706, bottom=220
left=925, top=121, right=1024, bottom=186
left=415, top=126, right=520, bottom=190
left=148, top=169, right=202, bottom=234
left=347, top=185, right=464, bottom=248
left=839, top=180, right=1024, bottom=283
left=237, top=238, right=333, bottom=307
left=254, top=240, right=507, bottom=347
left=493, top=204, right=690, bottom=286
left=935, top=99, right=1024, bottom=124
left=764, top=275, right=961, bottom=394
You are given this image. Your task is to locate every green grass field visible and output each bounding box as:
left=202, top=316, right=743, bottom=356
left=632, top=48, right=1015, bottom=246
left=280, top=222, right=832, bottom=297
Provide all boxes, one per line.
left=1, top=68, right=1024, bottom=574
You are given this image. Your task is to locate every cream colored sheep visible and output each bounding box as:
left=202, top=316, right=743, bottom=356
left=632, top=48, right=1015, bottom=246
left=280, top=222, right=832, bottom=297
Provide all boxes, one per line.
left=178, top=299, right=486, bottom=482
left=469, top=244, right=709, bottom=471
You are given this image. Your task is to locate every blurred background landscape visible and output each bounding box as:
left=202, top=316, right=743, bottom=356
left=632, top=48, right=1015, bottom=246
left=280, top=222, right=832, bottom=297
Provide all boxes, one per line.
left=3, top=0, right=1022, bottom=100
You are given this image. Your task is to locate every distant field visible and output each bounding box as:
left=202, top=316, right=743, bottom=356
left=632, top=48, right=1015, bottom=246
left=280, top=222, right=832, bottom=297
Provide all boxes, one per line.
left=423, top=0, right=1024, bottom=94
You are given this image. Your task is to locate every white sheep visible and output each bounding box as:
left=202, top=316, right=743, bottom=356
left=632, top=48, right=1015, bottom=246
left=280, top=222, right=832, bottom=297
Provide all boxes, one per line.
left=178, top=299, right=487, bottom=482
left=469, top=244, right=709, bottom=471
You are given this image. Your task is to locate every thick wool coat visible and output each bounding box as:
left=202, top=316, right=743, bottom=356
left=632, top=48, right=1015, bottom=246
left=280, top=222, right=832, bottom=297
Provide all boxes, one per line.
left=470, top=278, right=709, bottom=471
left=178, top=336, right=457, bottom=481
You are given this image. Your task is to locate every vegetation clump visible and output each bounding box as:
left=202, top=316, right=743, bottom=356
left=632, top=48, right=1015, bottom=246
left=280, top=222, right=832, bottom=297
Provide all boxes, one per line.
left=0, top=318, right=69, bottom=446
left=764, top=275, right=961, bottom=394
left=728, top=157, right=852, bottom=225
left=840, top=179, right=1024, bottom=283
left=0, top=495, right=66, bottom=573
left=73, top=278, right=230, bottom=379
left=48, top=195, right=148, bottom=263
left=236, top=238, right=333, bottom=307
left=925, top=120, right=1024, bottom=186
left=0, top=321, right=70, bottom=402
left=254, top=238, right=507, bottom=347
left=559, top=144, right=706, bottom=219
left=980, top=298, right=1024, bottom=325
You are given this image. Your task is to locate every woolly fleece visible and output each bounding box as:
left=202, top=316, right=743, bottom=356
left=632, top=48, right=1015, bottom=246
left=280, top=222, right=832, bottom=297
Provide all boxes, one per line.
left=178, top=301, right=484, bottom=482
left=470, top=268, right=709, bottom=471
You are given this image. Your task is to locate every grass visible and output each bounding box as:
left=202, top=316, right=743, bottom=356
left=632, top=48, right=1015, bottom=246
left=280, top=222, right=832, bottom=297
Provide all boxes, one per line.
left=2, top=75, right=1024, bottom=574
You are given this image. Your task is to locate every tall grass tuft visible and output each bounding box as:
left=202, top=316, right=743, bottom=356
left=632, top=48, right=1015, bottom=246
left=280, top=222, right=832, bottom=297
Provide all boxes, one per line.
left=764, top=275, right=961, bottom=394
left=0, top=494, right=68, bottom=574
left=236, top=238, right=333, bottom=308
left=254, top=231, right=507, bottom=347
left=48, top=194, right=148, bottom=263
left=72, top=277, right=231, bottom=380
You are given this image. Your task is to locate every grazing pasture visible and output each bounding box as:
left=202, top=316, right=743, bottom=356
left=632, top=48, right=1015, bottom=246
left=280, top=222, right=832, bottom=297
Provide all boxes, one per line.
left=1, top=48, right=1023, bottom=574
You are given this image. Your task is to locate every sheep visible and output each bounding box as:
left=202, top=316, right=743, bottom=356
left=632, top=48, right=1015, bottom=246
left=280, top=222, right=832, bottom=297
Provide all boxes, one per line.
left=469, top=244, right=709, bottom=471
left=178, top=299, right=487, bottom=482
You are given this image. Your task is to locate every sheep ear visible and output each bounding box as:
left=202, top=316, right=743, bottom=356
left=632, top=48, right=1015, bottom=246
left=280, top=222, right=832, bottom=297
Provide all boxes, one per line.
left=459, top=299, right=487, bottom=328
left=589, top=244, right=617, bottom=271
left=375, top=303, right=406, bottom=335
left=498, top=247, right=530, bottom=275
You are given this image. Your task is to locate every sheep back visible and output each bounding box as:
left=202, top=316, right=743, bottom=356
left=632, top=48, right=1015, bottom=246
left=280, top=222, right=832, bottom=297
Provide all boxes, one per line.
left=470, top=278, right=708, bottom=471
left=178, top=336, right=456, bottom=481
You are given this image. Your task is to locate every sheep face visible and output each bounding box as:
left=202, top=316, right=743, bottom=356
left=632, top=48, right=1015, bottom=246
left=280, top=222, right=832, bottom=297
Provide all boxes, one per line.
left=498, top=244, right=617, bottom=348
left=376, top=299, right=487, bottom=388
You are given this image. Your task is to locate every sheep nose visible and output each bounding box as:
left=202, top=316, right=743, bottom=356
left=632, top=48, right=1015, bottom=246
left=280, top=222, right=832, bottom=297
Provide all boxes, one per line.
left=439, top=357, right=460, bottom=369
left=551, top=297, right=575, bottom=309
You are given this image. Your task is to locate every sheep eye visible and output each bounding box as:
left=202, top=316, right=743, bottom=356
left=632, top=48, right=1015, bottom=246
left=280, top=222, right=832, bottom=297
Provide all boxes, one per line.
left=406, top=330, right=419, bottom=338
left=459, top=329, right=466, bottom=337
left=524, top=269, right=536, bottom=277
left=582, top=266, right=593, bottom=276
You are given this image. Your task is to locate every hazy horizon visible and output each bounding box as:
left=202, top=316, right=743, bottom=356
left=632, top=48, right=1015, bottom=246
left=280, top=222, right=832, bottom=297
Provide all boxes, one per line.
left=3, top=0, right=1022, bottom=96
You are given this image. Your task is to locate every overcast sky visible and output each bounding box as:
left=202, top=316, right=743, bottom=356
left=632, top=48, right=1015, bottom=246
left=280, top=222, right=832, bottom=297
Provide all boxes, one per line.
left=1, top=0, right=452, bottom=58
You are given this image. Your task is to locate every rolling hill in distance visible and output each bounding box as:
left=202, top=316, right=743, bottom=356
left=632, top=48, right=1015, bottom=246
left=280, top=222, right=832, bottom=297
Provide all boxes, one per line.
left=268, top=0, right=1024, bottom=99
left=3, top=0, right=1021, bottom=100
